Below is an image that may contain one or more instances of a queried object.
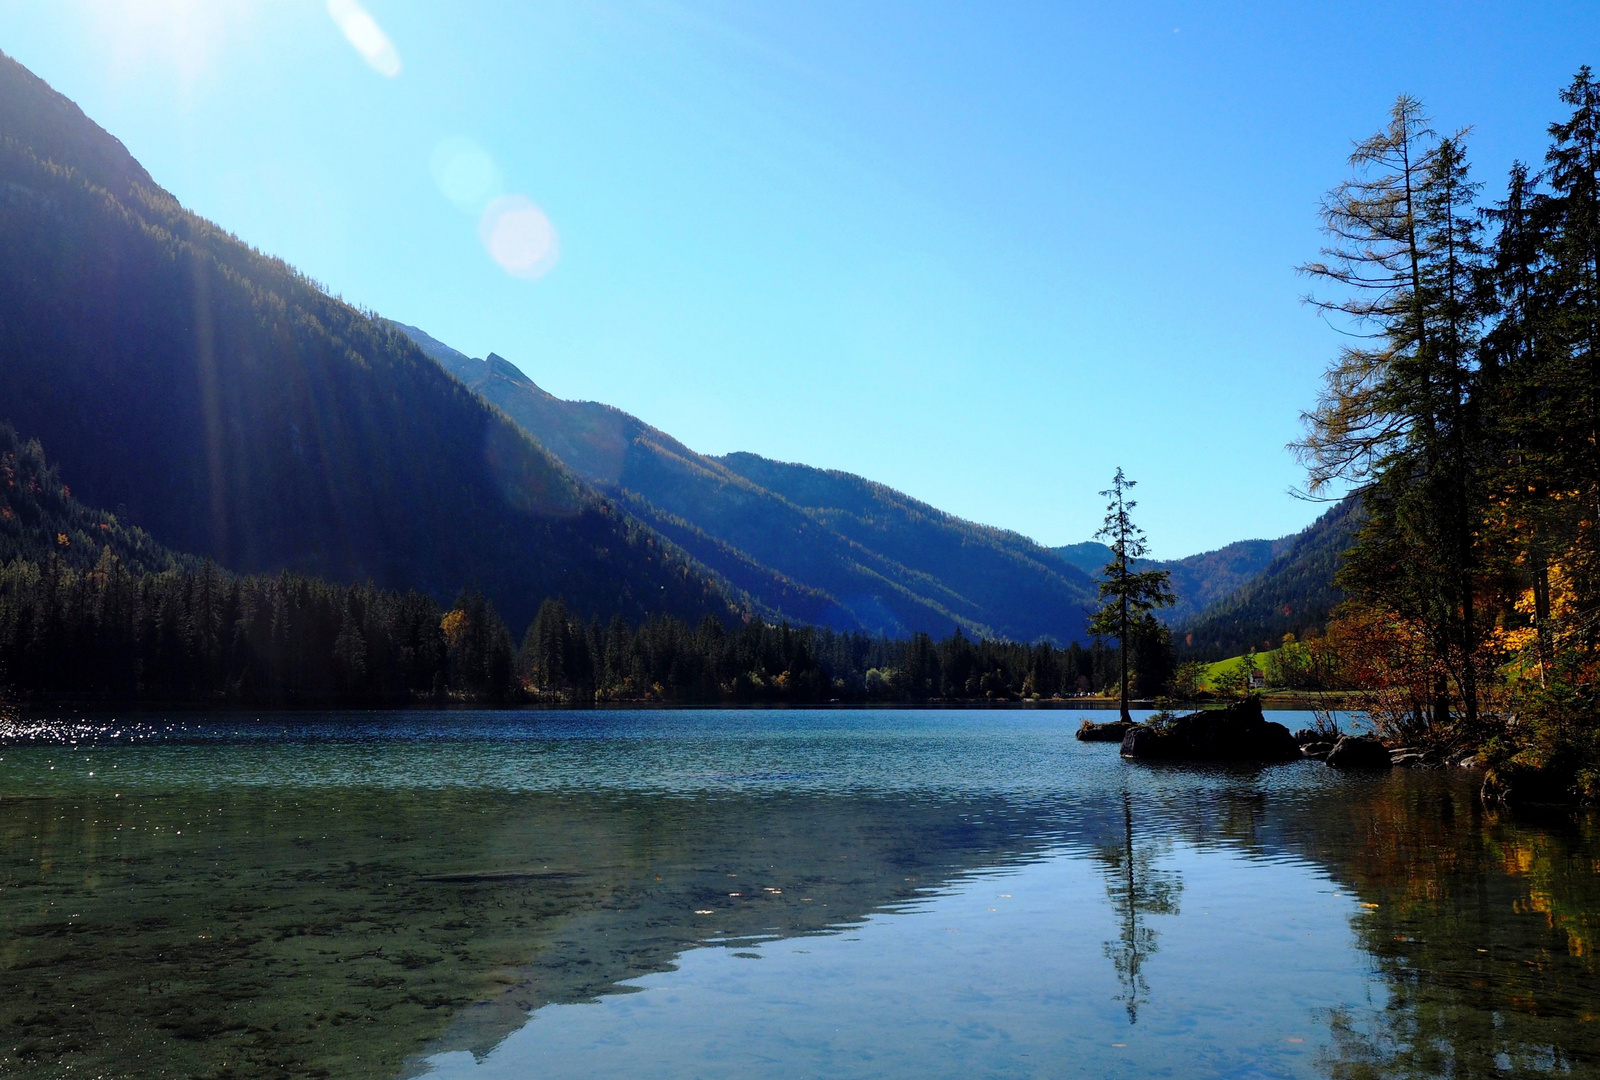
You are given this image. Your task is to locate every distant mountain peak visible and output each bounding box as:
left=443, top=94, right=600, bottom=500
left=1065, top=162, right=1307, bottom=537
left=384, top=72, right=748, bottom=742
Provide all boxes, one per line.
left=0, top=47, right=160, bottom=201
left=483, top=352, right=533, bottom=387
left=396, top=324, right=1101, bottom=643
left=1050, top=534, right=1294, bottom=626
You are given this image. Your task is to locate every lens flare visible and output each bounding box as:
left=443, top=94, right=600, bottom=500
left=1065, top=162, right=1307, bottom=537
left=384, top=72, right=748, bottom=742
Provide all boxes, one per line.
left=430, top=137, right=502, bottom=211
left=327, top=0, right=401, bottom=77
left=478, top=195, right=559, bottom=280
left=84, top=0, right=255, bottom=87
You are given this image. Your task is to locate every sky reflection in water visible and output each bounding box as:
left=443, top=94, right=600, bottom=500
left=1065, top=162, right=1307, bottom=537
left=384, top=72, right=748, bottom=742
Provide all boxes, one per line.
left=0, top=708, right=1593, bottom=1079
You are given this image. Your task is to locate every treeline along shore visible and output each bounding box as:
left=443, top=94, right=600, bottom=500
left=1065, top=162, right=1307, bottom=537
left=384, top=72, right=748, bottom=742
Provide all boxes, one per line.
left=1276, top=69, right=1600, bottom=802
left=0, top=556, right=1123, bottom=708
left=0, top=419, right=1126, bottom=708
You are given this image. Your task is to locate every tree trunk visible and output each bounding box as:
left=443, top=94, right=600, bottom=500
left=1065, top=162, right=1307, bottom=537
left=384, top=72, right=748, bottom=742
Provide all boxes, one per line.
left=1533, top=548, right=1552, bottom=686
left=1119, top=566, right=1130, bottom=723
left=1460, top=569, right=1479, bottom=729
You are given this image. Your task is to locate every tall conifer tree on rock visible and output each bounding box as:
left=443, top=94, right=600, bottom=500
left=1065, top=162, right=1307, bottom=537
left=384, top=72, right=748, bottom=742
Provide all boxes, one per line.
left=1088, top=470, right=1175, bottom=722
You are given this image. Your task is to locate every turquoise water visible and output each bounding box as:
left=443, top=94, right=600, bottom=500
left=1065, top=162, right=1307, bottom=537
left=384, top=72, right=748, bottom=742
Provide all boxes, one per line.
left=0, top=708, right=1594, bottom=1078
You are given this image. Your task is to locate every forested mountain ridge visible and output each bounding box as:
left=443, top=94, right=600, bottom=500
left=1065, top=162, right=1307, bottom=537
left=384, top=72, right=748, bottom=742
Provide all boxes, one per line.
left=0, top=51, right=739, bottom=630
left=398, top=324, right=864, bottom=629
left=399, top=324, right=1099, bottom=642
left=0, top=422, right=180, bottom=575
left=1175, top=496, right=1361, bottom=659
left=1159, top=538, right=1294, bottom=623
left=1051, top=535, right=1292, bottom=625
left=715, top=451, right=1099, bottom=634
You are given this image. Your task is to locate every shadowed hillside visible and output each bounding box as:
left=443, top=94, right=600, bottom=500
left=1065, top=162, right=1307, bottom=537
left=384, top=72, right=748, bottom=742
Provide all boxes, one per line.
left=1052, top=536, right=1293, bottom=626
left=1175, top=496, right=1361, bottom=659
left=718, top=451, right=1098, bottom=638
left=0, top=52, right=737, bottom=631
left=0, top=422, right=179, bottom=575
left=401, top=324, right=1098, bottom=642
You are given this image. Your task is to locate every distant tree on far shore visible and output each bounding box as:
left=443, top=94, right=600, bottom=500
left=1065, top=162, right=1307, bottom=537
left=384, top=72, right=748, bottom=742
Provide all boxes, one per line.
left=1168, top=660, right=1208, bottom=701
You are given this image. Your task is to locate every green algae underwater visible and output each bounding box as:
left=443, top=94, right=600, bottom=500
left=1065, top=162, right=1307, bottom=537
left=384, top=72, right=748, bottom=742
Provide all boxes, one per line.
left=0, top=709, right=1595, bottom=1079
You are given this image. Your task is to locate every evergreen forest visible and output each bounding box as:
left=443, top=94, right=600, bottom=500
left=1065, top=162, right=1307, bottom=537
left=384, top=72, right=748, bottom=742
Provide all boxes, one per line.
left=0, top=423, right=1123, bottom=706
left=1286, top=72, right=1600, bottom=800
left=3, top=45, right=1600, bottom=804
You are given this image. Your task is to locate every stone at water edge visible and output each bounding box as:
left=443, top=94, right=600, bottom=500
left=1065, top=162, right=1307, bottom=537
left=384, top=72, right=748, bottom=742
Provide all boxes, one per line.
left=1325, top=735, right=1392, bottom=770
left=1075, top=720, right=1133, bottom=742
left=1118, top=697, right=1302, bottom=762
left=1300, top=741, right=1336, bottom=761
left=1481, top=759, right=1586, bottom=805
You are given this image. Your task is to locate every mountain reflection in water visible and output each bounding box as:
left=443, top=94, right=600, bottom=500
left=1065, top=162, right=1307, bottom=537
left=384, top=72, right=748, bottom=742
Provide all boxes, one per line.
left=0, top=709, right=1594, bottom=1079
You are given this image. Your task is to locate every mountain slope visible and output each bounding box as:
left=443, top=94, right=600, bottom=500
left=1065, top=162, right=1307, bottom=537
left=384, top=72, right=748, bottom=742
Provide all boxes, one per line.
left=716, top=452, right=1099, bottom=640
left=1051, top=536, right=1290, bottom=625
left=1176, top=496, right=1362, bottom=659
left=1053, top=542, right=1116, bottom=577
left=1153, top=538, right=1292, bottom=624
left=400, top=325, right=1098, bottom=642
left=0, top=51, right=734, bottom=631
left=1, top=422, right=179, bottom=574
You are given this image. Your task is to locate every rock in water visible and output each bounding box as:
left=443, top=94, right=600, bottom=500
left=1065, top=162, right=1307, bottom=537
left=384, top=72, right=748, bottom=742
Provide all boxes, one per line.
left=1325, top=735, right=1392, bottom=770
left=1118, top=698, right=1300, bottom=762
left=1481, top=759, right=1582, bottom=805
left=1075, top=719, right=1133, bottom=742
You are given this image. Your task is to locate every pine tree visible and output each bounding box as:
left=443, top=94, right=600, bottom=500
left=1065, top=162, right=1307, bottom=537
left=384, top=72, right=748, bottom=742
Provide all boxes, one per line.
left=1087, top=470, right=1175, bottom=722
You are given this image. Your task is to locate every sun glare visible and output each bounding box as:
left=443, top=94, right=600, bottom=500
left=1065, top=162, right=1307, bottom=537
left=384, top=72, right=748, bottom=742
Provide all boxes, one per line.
left=479, top=195, right=560, bottom=280
left=431, top=137, right=503, bottom=212
left=85, top=0, right=256, bottom=86
left=327, top=0, right=401, bottom=78
left=431, top=138, right=557, bottom=281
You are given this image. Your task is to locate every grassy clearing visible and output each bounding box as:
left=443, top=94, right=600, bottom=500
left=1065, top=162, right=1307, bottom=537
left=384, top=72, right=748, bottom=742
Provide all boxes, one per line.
left=1199, top=649, right=1281, bottom=690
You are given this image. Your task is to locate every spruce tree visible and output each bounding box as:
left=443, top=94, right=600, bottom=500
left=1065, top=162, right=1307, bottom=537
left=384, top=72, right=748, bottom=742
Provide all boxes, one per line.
left=1540, top=67, right=1600, bottom=639
left=1482, top=160, right=1561, bottom=675
left=1087, top=469, right=1175, bottom=722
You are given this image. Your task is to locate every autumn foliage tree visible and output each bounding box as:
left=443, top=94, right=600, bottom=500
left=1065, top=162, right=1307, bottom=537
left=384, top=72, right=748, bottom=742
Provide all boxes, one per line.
left=1300, top=75, right=1600, bottom=796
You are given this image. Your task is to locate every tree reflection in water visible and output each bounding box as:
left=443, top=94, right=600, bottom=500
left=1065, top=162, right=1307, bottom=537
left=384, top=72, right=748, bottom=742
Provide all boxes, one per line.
left=3, top=711, right=1599, bottom=1078
left=1098, top=791, right=1183, bottom=1023
left=1302, top=784, right=1600, bottom=1078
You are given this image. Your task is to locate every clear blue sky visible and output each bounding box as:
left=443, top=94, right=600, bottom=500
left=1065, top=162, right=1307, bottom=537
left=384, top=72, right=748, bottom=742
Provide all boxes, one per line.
left=3, top=2, right=1597, bottom=557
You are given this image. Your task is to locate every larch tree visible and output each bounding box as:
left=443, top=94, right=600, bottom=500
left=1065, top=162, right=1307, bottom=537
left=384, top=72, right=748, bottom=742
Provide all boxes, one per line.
left=1088, top=469, right=1175, bottom=722
left=1295, top=95, right=1489, bottom=733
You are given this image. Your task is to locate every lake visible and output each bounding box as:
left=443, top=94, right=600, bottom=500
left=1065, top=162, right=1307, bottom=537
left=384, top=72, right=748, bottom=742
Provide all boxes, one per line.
left=0, top=708, right=1594, bottom=1079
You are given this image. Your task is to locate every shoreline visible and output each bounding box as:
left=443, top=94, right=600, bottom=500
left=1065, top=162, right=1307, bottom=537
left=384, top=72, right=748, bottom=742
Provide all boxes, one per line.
left=3, top=694, right=1353, bottom=716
